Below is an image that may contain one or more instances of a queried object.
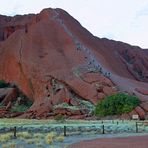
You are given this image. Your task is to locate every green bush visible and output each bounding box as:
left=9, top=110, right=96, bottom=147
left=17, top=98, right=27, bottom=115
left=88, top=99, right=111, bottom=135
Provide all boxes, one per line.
left=54, top=114, right=66, bottom=123
left=11, top=104, right=30, bottom=113
left=0, top=103, right=5, bottom=109
left=10, top=100, right=33, bottom=113
left=10, top=104, right=30, bottom=113
left=0, top=80, right=9, bottom=88
left=18, top=93, right=33, bottom=106
left=10, top=92, right=33, bottom=113
left=94, top=93, right=140, bottom=116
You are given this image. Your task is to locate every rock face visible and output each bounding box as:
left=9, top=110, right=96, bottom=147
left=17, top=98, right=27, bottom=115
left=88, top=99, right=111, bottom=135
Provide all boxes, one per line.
left=0, top=8, right=148, bottom=119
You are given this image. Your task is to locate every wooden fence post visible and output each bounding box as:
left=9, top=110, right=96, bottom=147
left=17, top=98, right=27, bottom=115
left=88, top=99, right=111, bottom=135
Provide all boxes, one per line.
left=136, top=122, right=138, bottom=133
left=14, top=126, right=17, bottom=138
left=64, top=126, right=66, bottom=136
left=102, top=125, right=105, bottom=134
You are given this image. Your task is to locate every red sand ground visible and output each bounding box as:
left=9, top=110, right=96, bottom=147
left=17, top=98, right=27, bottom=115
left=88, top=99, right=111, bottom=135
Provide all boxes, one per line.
left=69, top=135, right=148, bottom=148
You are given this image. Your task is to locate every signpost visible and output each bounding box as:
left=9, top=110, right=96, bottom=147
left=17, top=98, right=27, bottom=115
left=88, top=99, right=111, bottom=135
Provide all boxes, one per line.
left=132, top=115, right=139, bottom=120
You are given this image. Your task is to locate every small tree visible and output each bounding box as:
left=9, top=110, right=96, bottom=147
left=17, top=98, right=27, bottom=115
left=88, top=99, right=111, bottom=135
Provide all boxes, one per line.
left=0, top=80, right=9, bottom=88
left=94, top=93, right=140, bottom=116
left=54, top=114, right=66, bottom=123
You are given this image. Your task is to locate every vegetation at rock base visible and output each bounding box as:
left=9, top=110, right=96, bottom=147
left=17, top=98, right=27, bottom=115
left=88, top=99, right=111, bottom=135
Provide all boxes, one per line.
left=0, top=81, right=33, bottom=113
left=94, top=93, right=140, bottom=116
left=10, top=103, right=32, bottom=113
left=0, top=80, right=9, bottom=88
left=54, top=102, right=79, bottom=110
left=10, top=93, right=33, bottom=113
left=0, top=103, right=5, bottom=109
left=54, top=114, right=66, bottom=123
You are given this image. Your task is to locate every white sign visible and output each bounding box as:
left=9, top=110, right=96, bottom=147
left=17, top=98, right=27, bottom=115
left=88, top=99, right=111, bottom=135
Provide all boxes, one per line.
left=132, top=114, right=139, bottom=120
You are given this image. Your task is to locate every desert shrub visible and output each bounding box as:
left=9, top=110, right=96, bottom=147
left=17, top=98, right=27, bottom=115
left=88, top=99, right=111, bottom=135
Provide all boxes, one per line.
left=17, top=132, right=31, bottom=139
left=35, top=142, right=43, bottom=147
left=55, top=135, right=65, bottom=142
left=33, top=133, right=44, bottom=139
left=0, top=103, right=5, bottom=109
left=2, top=144, right=8, bottom=148
left=54, top=114, right=65, bottom=123
left=0, top=133, right=13, bottom=143
left=26, top=139, right=34, bottom=144
left=8, top=142, right=16, bottom=148
left=10, top=104, right=30, bottom=113
left=34, top=138, right=40, bottom=145
left=54, top=103, right=79, bottom=110
left=45, top=133, right=56, bottom=144
left=10, top=96, right=33, bottom=113
left=0, top=80, right=9, bottom=88
left=19, top=93, right=27, bottom=100
left=18, top=93, right=33, bottom=106
left=94, top=93, right=140, bottom=116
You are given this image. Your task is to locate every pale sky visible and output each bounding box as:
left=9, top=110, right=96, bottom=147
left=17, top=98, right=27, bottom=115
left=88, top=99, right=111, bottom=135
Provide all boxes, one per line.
left=0, top=0, right=148, bottom=48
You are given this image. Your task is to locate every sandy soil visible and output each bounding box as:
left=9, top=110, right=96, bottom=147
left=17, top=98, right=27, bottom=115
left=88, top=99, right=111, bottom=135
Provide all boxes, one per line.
left=69, top=135, right=148, bottom=148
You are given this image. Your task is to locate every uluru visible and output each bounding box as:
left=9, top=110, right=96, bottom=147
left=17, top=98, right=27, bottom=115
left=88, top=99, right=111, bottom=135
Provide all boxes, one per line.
left=0, top=8, right=148, bottom=119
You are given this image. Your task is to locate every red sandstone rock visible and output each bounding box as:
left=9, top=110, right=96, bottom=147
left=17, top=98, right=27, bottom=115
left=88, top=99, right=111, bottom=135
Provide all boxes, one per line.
left=10, top=112, right=23, bottom=118
left=51, top=90, right=65, bottom=105
left=54, top=108, right=72, bottom=116
left=70, top=99, right=80, bottom=106
left=135, top=106, right=146, bottom=119
left=2, top=88, right=18, bottom=105
left=120, top=113, right=130, bottom=120
left=97, top=93, right=105, bottom=100
left=135, top=88, right=148, bottom=95
left=0, top=8, right=148, bottom=118
left=5, top=101, right=12, bottom=110
left=67, top=108, right=81, bottom=115
left=128, top=110, right=138, bottom=119
left=0, top=88, right=15, bottom=101
left=140, top=103, right=148, bottom=112
left=0, top=108, right=8, bottom=117
left=103, top=86, right=115, bottom=96
left=68, top=115, right=85, bottom=120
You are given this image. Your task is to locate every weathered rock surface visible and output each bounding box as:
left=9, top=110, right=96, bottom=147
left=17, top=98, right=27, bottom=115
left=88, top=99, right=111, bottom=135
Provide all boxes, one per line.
left=0, top=8, right=148, bottom=119
left=1, top=88, right=18, bottom=105
left=135, top=88, right=148, bottom=95
left=0, top=88, right=18, bottom=104
left=134, top=106, right=146, bottom=120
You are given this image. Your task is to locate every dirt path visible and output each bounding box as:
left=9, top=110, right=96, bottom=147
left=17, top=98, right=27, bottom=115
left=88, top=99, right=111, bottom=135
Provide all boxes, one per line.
left=69, top=135, right=148, bottom=148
